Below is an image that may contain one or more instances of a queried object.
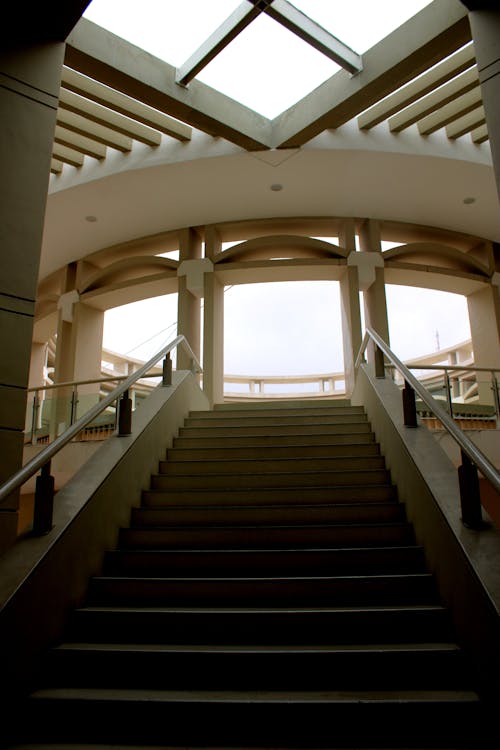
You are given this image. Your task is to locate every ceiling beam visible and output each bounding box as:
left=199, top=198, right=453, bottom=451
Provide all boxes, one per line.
left=175, top=1, right=268, bottom=86
left=388, top=67, right=479, bottom=132
left=54, top=125, right=107, bottom=160
left=262, top=0, right=362, bottom=75
left=58, top=89, right=156, bottom=148
left=52, top=143, right=85, bottom=168
left=417, top=86, right=483, bottom=134
left=446, top=105, right=486, bottom=138
left=62, top=67, right=191, bottom=141
left=65, top=18, right=273, bottom=151
left=271, top=0, right=471, bottom=148
left=358, top=43, right=476, bottom=130
left=471, top=123, right=489, bottom=144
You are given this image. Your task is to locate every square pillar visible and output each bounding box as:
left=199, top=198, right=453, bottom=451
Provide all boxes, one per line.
left=0, top=42, right=65, bottom=553
left=177, top=228, right=202, bottom=371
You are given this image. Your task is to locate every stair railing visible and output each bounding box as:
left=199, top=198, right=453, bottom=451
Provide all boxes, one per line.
left=355, top=327, right=500, bottom=530
left=0, top=335, right=202, bottom=535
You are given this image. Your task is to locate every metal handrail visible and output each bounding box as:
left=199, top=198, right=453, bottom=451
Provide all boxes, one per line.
left=0, top=335, right=201, bottom=506
left=356, top=327, right=500, bottom=498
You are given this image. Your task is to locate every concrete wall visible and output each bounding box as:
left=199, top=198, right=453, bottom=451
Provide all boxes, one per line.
left=0, top=371, right=209, bottom=703
left=352, top=365, right=500, bottom=696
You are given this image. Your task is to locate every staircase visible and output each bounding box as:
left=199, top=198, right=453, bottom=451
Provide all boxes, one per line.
left=9, top=401, right=486, bottom=748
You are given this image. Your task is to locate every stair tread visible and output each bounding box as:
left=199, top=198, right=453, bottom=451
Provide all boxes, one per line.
left=31, top=687, right=480, bottom=703
left=92, top=573, right=433, bottom=583
left=55, top=641, right=460, bottom=653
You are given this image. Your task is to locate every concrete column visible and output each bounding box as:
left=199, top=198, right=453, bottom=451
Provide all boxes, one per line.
left=358, top=220, right=390, bottom=370
left=467, top=283, right=500, bottom=407
left=463, top=7, right=500, bottom=202
left=52, top=267, right=104, bottom=434
left=203, top=226, right=224, bottom=405
left=338, top=220, right=363, bottom=394
left=177, top=228, right=202, bottom=370
left=0, top=41, right=65, bottom=553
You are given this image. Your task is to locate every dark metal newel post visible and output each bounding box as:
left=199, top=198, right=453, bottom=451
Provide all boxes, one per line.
left=458, top=450, right=489, bottom=530
left=118, top=389, right=132, bottom=436
left=402, top=381, right=418, bottom=427
left=162, top=352, right=172, bottom=386
left=374, top=346, right=385, bottom=378
left=33, top=461, right=55, bottom=535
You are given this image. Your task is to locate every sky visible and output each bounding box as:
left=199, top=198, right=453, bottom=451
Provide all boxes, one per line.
left=85, top=0, right=472, bottom=380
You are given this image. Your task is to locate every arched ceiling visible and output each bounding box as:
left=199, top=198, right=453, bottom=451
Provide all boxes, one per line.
left=41, top=0, right=500, bottom=282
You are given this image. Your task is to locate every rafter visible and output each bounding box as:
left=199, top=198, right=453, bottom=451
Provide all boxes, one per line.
left=272, top=0, right=470, bottom=148
left=65, top=18, right=273, bottom=151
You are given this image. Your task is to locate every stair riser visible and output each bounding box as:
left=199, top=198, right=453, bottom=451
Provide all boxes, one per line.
left=167, top=443, right=380, bottom=460
left=150, top=469, right=391, bottom=490
left=43, top=648, right=469, bottom=691
left=131, top=503, right=405, bottom=527
left=66, top=607, right=453, bottom=645
left=173, top=432, right=376, bottom=448
left=185, top=414, right=368, bottom=428
left=87, top=575, right=437, bottom=607
left=20, top=697, right=481, bottom=747
left=103, top=547, right=428, bottom=577
left=142, top=484, right=397, bottom=507
left=179, top=422, right=372, bottom=437
left=190, top=407, right=365, bottom=419
left=158, top=456, right=386, bottom=475
left=119, top=524, right=415, bottom=550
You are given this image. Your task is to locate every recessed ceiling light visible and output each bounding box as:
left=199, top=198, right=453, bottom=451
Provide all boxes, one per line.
left=270, top=184, right=283, bottom=192
left=85, top=215, right=98, bottom=222
left=463, top=197, right=476, bottom=205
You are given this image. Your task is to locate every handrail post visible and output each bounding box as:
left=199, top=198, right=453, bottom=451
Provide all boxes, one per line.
left=492, top=371, right=500, bottom=423
left=402, top=381, right=418, bottom=427
left=162, top=352, right=172, bottom=386
left=458, top=450, right=490, bottom=530
left=33, top=460, right=55, bottom=535
left=444, top=369, right=453, bottom=418
left=69, top=384, right=78, bottom=426
left=118, top=389, right=132, bottom=436
left=30, top=391, right=39, bottom=445
left=374, top=345, right=385, bottom=378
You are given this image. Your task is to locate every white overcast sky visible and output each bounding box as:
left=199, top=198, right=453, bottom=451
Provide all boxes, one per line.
left=86, top=0, right=472, bottom=375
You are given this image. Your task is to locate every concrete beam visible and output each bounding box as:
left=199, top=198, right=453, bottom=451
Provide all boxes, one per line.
left=388, top=67, right=479, bottom=132
left=65, top=18, right=273, bottom=151
left=358, top=43, right=476, bottom=130
left=56, top=106, right=134, bottom=152
left=262, top=0, right=362, bottom=74
left=272, top=0, right=470, bottom=148
left=62, top=67, right=191, bottom=141
left=54, top=125, right=106, bottom=160
left=176, top=1, right=267, bottom=86
left=417, top=86, right=483, bottom=134
left=446, top=105, right=486, bottom=138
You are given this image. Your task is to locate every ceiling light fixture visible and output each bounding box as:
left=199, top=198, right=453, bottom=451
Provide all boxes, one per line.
left=270, top=184, right=283, bottom=191
left=85, top=215, right=98, bottom=222
left=463, top=197, right=476, bottom=205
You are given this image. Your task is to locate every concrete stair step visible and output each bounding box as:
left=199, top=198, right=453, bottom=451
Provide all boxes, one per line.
left=86, top=573, right=438, bottom=607
left=179, top=422, right=372, bottom=438
left=184, top=414, right=368, bottom=428
left=131, top=503, right=405, bottom=528
left=118, top=522, right=415, bottom=550
left=19, top=687, right=482, bottom=747
left=102, top=546, right=428, bottom=577
left=150, top=468, right=391, bottom=491
left=214, top=398, right=354, bottom=411
left=42, top=642, right=470, bottom=691
left=167, top=442, right=380, bottom=460
left=173, top=431, right=377, bottom=449
left=158, top=455, right=386, bottom=476
left=189, top=406, right=365, bottom=419
left=65, top=604, right=454, bottom=645
left=142, top=484, right=397, bottom=507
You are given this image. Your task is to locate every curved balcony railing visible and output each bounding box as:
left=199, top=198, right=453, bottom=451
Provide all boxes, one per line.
left=355, top=327, right=500, bottom=530
left=0, top=335, right=201, bottom=534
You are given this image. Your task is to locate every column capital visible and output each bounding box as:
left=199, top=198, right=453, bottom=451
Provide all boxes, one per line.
left=347, top=251, right=384, bottom=291
left=57, top=290, right=79, bottom=322
left=178, top=258, right=214, bottom=298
